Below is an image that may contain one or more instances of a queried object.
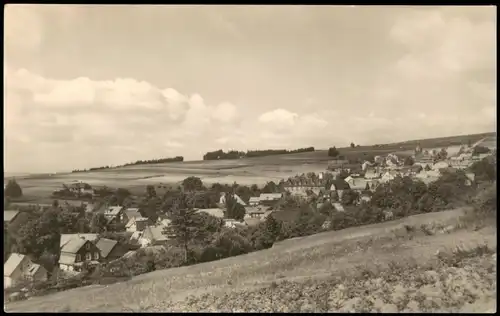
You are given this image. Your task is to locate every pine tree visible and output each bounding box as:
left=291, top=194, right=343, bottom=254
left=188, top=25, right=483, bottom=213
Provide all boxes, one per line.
left=163, top=193, right=207, bottom=264
left=5, top=179, right=23, bottom=198
left=224, top=193, right=246, bottom=221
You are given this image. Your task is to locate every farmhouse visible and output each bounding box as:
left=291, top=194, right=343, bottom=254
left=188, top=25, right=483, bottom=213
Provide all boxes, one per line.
left=345, top=177, right=369, bottom=192
left=196, top=208, right=225, bottom=219
left=125, top=216, right=150, bottom=233
left=125, top=207, right=142, bottom=220
left=4, top=253, right=47, bottom=289
left=58, top=237, right=101, bottom=272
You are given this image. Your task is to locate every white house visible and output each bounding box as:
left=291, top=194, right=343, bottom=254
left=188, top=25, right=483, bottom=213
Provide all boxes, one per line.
left=248, top=197, right=261, bottom=206
left=4, top=253, right=48, bottom=289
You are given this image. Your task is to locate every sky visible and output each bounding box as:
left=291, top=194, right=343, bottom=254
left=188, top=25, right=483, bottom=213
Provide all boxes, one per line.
left=4, top=5, right=497, bottom=173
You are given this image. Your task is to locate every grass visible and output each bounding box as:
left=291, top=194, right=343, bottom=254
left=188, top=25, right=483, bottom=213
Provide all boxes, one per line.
left=5, top=206, right=497, bottom=312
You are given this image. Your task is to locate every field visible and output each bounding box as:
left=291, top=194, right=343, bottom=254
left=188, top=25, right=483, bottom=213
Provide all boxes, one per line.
left=4, top=132, right=495, bottom=202
left=5, top=207, right=497, bottom=312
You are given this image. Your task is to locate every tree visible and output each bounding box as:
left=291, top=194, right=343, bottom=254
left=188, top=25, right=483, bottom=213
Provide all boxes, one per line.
left=404, top=156, right=415, bottom=166
left=182, top=176, right=203, bottom=192
left=328, top=146, right=340, bottom=158
left=341, top=189, right=360, bottom=206
left=470, top=158, right=496, bottom=182
left=224, top=193, right=246, bottom=221
left=163, top=193, right=208, bottom=264
left=90, top=213, right=108, bottom=233
left=350, top=142, right=356, bottom=148
left=5, top=179, right=23, bottom=198
left=146, top=185, right=157, bottom=198
left=262, top=181, right=278, bottom=193
left=473, top=145, right=491, bottom=156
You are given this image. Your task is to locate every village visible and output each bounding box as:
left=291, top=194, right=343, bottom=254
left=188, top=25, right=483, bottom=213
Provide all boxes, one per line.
left=3, top=142, right=495, bottom=292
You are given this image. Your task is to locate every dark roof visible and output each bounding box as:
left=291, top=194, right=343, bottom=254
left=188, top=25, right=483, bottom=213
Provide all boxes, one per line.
left=96, top=238, right=118, bottom=258
left=331, top=179, right=350, bottom=190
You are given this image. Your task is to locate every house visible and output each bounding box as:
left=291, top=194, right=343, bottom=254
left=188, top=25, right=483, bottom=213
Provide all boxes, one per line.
left=140, top=225, right=171, bottom=247
left=465, top=173, right=476, bottom=186
left=4, top=253, right=47, bottom=289
left=248, top=197, right=261, bottom=206
left=259, top=193, right=283, bottom=206
left=329, top=179, right=350, bottom=200
left=245, top=206, right=267, bottom=219
left=60, top=233, right=99, bottom=249
left=95, top=238, right=126, bottom=262
left=380, top=171, right=399, bottom=183
left=196, top=208, right=225, bottom=219
left=364, top=169, right=382, bottom=180
left=244, top=217, right=262, bottom=227
left=125, top=216, right=150, bottom=233
left=58, top=237, right=101, bottom=272
left=219, top=192, right=247, bottom=207
left=345, top=177, right=369, bottom=192
left=124, top=207, right=142, bottom=220
left=4, top=210, right=20, bottom=227
left=104, top=206, right=127, bottom=225
left=432, top=161, right=450, bottom=170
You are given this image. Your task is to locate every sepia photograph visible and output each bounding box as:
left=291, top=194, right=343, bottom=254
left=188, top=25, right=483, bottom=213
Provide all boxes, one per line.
left=4, top=4, right=496, bottom=312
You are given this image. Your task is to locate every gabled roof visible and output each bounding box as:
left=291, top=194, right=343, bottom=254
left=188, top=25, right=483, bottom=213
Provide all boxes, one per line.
left=259, top=193, right=283, bottom=201
left=196, top=208, right=225, bottom=218
left=4, top=253, right=28, bottom=277
left=27, top=263, right=46, bottom=276
left=330, top=179, right=350, bottom=190
left=60, top=234, right=98, bottom=250
left=349, top=178, right=369, bottom=191
left=219, top=193, right=247, bottom=206
left=249, top=197, right=261, bottom=203
left=61, top=238, right=89, bottom=254
left=125, top=208, right=141, bottom=219
left=143, top=225, right=168, bottom=242
left=246, top=206, right=266, bottom=214
left=4, top=210, right=20, bottom=223
left=104, top=206, right=124, bottom=217
left=96, top=238, right=118, bottom=259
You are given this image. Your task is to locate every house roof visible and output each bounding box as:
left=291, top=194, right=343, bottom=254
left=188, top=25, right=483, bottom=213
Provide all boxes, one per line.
left=466, top=173, right=476, bottom=181
left=249, top=197, right=261, bottom=203
left=125, top=216, right=149, bottom=228
left=244, top=217, right=262, bottom=226
left=96, top=238, right=118, bottom=258
left=246, top=206, right=266, bottom=214
left=144, top=225, right=168, bottom=242
left=105, top=206, right=123, bottom=217
left=196, top=208, right=225, bottom=219
left=332, top=203, right=345, bottom=212
left=259, top=193, right=283, bottom=201
left=219, top=193, right=247, bottom=206
left=27, top=263, right=45, bottom=276
left=59, top=253, right=77, bottom=265
left=60, top=234, right=98, bottom=249
left=61, top=238, right=89, bottom=254
left=4, top=210, right=20, bottom=223
left=125, top=208, right=141, bottom=219
left=4, top=253, right=27, bottom=277
left=348, top=178, right=369, bottom=191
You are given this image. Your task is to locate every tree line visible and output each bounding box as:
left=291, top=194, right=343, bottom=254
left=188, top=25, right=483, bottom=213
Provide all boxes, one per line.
left=71, top=156, right=184, bottom=173
left=203, top=147, right=315, bottom=160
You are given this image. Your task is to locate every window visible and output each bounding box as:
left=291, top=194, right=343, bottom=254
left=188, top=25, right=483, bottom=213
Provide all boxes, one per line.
left=85, top=253, right=92, bottom=261
left=93, top=252, right=100, bottom=260
left=86, top=243, right=91, bottom=250
left=76, top=254, right=81, bottom=262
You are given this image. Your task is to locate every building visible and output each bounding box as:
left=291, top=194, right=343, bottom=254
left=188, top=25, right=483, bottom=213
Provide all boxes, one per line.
left=95, top=238, right=127, bottom=262
left=58, top=237, right=101, bottom=272
left=124, top=208, right=142, bottom=220
left=245, top=206, right=267, bottom=219
left=196, top=208, right=225, bottom=219
left=4, top=210, right=20, bottom=227
left=329, top=179, right=350, bottom=200
left=140, top=225, right=171, bottom=247
left=465, top=173, right=476, bottom=186
left=248, top=197, right=261, bottom=206
left=259, top=193, right=283, bottom=206
left=4, top=253, right=47, bottom=289
left=104, top=206, right=127, bottom=225
left=432, top=161, right=450, bottom=170
left=364, top=169, right=382, bottom=180
left=125, top=216, right=150, bottom=232
left=345, top=177, right=369, bottom=192
left=219, top=193, right=247, bottom=207
left=380, top=171, right=399, bottom=183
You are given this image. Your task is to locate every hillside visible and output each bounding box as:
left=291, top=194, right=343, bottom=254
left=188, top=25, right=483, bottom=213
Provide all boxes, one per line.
left=5, top=207, right=497, bottom=312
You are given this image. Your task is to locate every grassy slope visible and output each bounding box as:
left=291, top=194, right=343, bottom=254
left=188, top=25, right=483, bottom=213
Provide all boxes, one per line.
left=5, top=207, right=497, bottom=312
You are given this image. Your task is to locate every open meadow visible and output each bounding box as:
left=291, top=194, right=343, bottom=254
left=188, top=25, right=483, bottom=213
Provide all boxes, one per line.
left=5, top=207, right=497, bottom=313
left=4, top=132, right=495, bottom=203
